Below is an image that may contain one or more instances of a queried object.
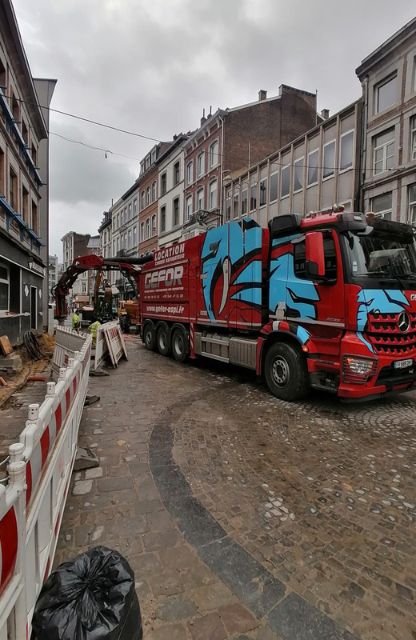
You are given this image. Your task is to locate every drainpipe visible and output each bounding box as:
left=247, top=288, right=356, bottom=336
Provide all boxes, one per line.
left=359, top=78, right=369, bottom=212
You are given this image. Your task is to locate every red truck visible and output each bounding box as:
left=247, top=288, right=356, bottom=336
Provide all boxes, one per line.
left=139, top=210, right=416, bottom=402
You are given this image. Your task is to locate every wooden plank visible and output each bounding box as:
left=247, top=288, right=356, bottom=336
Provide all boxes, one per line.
left=0, top=336, right=13, bottom=356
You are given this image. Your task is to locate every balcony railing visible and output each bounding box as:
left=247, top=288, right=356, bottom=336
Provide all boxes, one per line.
left=0, top=196, right=42, bottom=254
left=0, top=88, right=43, bottom=187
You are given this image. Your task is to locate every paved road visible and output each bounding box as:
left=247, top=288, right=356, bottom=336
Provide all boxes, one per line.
left=57, top=336, right=416, bottom=639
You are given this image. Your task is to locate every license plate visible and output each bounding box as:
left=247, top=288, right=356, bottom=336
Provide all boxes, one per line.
left=394, top=358, right=413, bottom=369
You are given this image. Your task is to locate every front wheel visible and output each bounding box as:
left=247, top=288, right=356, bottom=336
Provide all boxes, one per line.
left=264, top=342, right=309, bottom=401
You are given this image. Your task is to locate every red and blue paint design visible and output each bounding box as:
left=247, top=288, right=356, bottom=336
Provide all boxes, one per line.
left=200, top=218, right=263, bottom=323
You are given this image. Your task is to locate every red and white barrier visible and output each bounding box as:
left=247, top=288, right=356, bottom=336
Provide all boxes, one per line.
left=0, top=330, right=92, bottom=638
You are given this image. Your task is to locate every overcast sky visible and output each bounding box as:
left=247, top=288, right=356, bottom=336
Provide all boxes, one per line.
left=13, top=0, right=416, bottom=260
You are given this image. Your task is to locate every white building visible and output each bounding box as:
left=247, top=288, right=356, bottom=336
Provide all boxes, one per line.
left=109, top=181, right=139, bottom=286
left=157, top=135, right=188, bottom=247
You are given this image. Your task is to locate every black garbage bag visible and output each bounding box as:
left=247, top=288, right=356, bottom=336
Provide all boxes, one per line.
left=32, top=546, right=142, bottom=640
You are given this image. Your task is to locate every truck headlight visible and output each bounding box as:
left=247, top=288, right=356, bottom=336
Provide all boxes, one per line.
left=342, top=356, right=377, bottom=384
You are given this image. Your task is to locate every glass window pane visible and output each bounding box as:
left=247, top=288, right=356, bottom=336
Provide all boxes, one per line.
left=294, top=158, right=303, bottom=191
left=259, top=178, right=267, bottom=206
left=323, top=142, right=335, bottom=178
left=340, top=131, right=353, bottom=170
left=269, top=173, right=278, bottom=202
left=372, top=192, right=392, bottom=213
left=281, top=166, right=290, bottom=197
left=0, top=282, right=8, bottom=310
left=241, top=189, right=248, bottom=214
left=307, top=150, right=318, bottom=186
left=376, top=75, right=397, bottom=113
left=0, top=266, right=8, bottom=281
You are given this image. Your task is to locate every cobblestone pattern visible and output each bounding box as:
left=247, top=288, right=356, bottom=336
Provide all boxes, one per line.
left=56, top=337, right=416, bottom=639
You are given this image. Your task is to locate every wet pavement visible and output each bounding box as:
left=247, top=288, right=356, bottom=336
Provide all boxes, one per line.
left=56, top=336, right=416, bottom=639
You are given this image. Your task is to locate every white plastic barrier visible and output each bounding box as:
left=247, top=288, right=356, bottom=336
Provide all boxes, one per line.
left=0, top=330, right=91, bottom=639
left=52, top=326, right=88, bottom=375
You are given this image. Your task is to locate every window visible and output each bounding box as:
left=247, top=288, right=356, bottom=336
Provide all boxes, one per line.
left=209, top=180, right=217, bottom=210
left=146, top=187, right=150, bottom=205
left=293, top=158, right=304, bottom=192
left=307, top=149, right=319, bottom=186
left=22, top=186, right=29, bottom=223
left=197, top=188, right=204, bottom=211
left=9, top=167, right=17, bottom=210
left=161, top=173, right=167, bottom=196
left=81, top=281, right=87, bottom=294
left=133, top=225, right=137, bottom=246
left=113, top=239, right=116, bottom=255
left=281, top=165, right=290, bottom=198
left=160, top=206, right=166, bottom=232
left=151, top=214, right=157, bottom=235
left=128, top=203, right=132, bottom=219
left=250, top=181, right=257, bottom=210
left=186, top=195, right=193, bottom=220
left=340, top=130, right=354, bottom=171
left=140, top=222, right=145, bottom=242
left=128, top=229, right=132, bottom=248
left=233, top=190, right=239, bottom=218
left=186, top=161, right=193, bottom=185
left=22, top=120, right=28, bottom=145
left=409, top=184, right=416, bottom=225
left=0, top=148, right=4, bottom=196
left=323, top=141, right=335, bottom=179
left=257, top=178, right=266, bottom=206
left=173, top=161, right=180, bottom=186
left=225, top=189, right=232, bottom=220
left=375, top=74, right=397, bottom=114
left=141, top=191, right=145, bottom=210
left=294, top=233, right=337, bottom=280
left=413, top=56, right=416, bottom=93
left=146, top=218, right=150, bottom=239
left=173, top=198, right=180, bottom=226
left=0, top=58, right=6, bottom=89
left=411, top=116, right=416, bottom=161
left=11, top=93, right=19, bottom=123
left=152, top=181, right=157, bottom=202
left=241, top=187, right=248, bottom=214
left=31, top=144, right=37, bottom=166
left=197, top=152, right=205, bottom=178
left=373, top=128, right=394, bottom=174
left=32, top=201, right=38, bottom=234
left=133, top=198, right=137, bottom=214
left=269, top=173, right=278, bottom=202
left=371, top=192, right=392, bottom=220
left=209, top=140, right=219, bottom=168
left=0, top=263, right=9, bottom=311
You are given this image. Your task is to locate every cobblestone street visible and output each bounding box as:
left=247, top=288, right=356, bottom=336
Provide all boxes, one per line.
left=56, top=336, right=416, bottom=640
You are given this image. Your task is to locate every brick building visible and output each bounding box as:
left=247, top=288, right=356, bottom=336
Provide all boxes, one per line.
left=183, top=85, right=318, bottom=235
left=138, top=142, right=171, bottom=255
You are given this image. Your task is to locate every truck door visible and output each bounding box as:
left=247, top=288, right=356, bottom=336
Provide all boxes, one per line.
left=291, top=229, right=345, bottom=355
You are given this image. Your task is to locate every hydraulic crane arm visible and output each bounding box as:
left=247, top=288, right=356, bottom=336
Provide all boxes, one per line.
left=52, top=253, right=153, bottom=320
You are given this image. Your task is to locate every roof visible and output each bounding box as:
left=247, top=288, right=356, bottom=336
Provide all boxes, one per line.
left=356, top=17, right=416, bottom=77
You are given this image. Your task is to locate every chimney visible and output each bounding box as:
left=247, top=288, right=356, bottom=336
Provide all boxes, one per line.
left=321, top=108, right=330, bottom=120
left=258, top=89, right=267, bottom=101
left=200, top=108, right=206, bottom=126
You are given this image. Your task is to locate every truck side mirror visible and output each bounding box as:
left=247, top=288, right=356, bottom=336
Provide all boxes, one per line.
left=305, top=231, right=325, bottom=278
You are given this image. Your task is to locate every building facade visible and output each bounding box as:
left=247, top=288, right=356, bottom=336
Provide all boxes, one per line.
left=98, top=210, right=112, bottom=259
left=61, top=231, right=90, bottom=308
left=182, top=85, right=318, bottom=235
left=157, top=135, right=187, bottom=247
left=356, top=17, right=416, bottom=223
left=0, top=0, right=53, bottom=344
left=225, top=100, right=362, bottom=226
left=138, top=142, right=171, bottom=255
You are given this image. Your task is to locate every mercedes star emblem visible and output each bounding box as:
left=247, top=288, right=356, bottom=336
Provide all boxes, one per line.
left=398, top=311, right=411, bottom=333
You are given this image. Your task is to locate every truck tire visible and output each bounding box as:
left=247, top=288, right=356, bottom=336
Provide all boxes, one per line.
left=171, top=326, right=189, bottom=362
left=264, top=342, right=309, bottom=401
left=156, top=322, right=171, bottom=356
left=143, top=321, right=156, bottom=350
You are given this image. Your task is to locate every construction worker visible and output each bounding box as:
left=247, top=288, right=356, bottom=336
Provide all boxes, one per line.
left=71, top=310, right=81, bottom=332
left=88, top=320, right=101, bottom=345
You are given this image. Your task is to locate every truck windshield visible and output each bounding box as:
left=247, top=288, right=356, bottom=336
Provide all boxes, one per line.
left=344, top=229, right=416, bottom=279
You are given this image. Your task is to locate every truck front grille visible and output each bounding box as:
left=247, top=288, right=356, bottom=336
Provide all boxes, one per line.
left=365, top=312, right=416, bottom=355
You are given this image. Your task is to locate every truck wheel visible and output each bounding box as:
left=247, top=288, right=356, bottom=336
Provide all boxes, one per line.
left=171, top=326, right=189, bottom=362
left=156, top=322, right=171, bottom=356
left=143, top=322, right=156, bottom=350
left=264, top=342, right=309, bottom=401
